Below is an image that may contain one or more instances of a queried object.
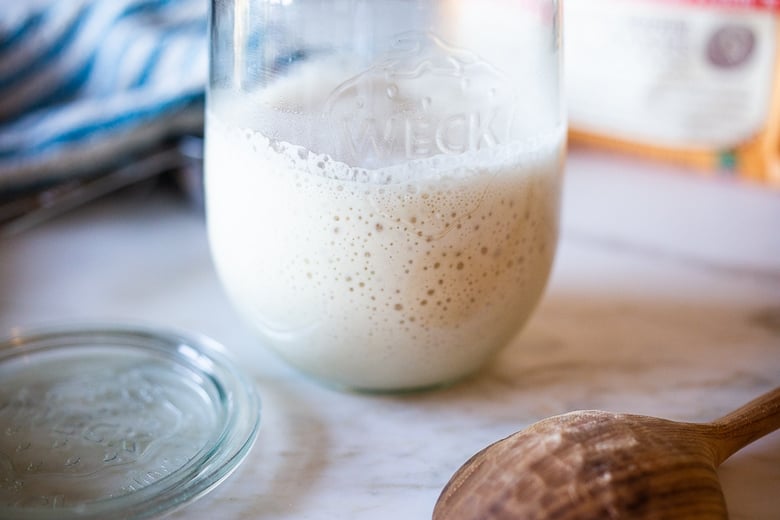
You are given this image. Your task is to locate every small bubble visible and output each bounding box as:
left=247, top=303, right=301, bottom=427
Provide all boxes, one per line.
left=375, top=223, right=384, bottom=232
left=386, top=84, right=399, bottom=98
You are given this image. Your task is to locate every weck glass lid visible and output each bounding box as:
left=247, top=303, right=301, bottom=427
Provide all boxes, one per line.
left=0, top=324, right=260, bottom=520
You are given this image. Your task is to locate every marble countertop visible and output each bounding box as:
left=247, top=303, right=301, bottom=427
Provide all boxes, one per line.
left=1, top=147, right=778, bottom=519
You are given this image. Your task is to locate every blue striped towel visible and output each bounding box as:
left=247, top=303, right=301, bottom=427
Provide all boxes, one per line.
left=0, top=0, right=208, bottom=195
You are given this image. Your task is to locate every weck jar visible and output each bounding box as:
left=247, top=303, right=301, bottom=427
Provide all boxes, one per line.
left=206, top=0, right=565, bottom=391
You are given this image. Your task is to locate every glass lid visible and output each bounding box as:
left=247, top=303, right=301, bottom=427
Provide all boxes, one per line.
left=0, top=324, right=260, bottom=520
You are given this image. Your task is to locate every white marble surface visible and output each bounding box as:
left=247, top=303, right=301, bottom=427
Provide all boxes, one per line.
left=1, top=148, right=779, bottom=519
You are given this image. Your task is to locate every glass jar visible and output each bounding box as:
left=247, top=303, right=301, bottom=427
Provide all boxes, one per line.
left=206, top=0, right=565, bottom=392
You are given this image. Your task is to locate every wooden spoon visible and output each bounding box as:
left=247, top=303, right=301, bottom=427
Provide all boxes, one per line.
left=434, top=387, right=780, bottom=519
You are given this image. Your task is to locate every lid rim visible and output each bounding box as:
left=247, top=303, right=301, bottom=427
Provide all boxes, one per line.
left=0, top=323, right=260, bottom=520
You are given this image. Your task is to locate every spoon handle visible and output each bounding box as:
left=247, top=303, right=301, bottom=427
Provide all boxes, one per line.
left=708, top=386, right=780, bottom=465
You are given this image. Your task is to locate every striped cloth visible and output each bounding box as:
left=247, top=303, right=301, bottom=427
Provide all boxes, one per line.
left=0, top=0, right=208, bottom=194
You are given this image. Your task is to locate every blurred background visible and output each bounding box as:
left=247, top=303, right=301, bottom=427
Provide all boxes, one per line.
left=566, top=0, right=778, bottom=187
left=0, top=0, right=777, bottom=234
left=0, top=0, right=208, bottom=234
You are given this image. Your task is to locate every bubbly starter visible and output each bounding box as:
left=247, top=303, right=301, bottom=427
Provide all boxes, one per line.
left=206, top=58, right=564, bottom=390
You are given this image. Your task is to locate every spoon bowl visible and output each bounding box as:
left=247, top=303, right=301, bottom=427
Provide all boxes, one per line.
left=434, top=387, right=780, bottom=519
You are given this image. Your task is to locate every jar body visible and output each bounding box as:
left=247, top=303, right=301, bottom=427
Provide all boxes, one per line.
left=206, top=0, right=565, bottom=391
